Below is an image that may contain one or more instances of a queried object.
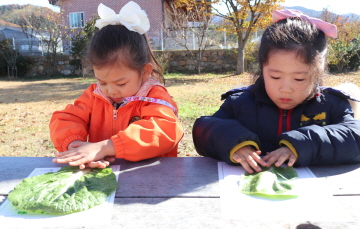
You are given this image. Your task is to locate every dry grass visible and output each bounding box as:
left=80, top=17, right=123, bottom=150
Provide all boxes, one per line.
left=0, top=78, right=94, bottom=157
left=0, top=71, right=359, bottom=158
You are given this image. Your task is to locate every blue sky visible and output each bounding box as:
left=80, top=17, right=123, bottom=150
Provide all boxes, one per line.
left=0, top=0, right=359, bottom=15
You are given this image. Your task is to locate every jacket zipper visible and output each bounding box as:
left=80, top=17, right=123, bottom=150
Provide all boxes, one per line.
left=113, top=109, right=118, bottom=120
left=93, top=92, right=122, bottom=135
left=112, top=109, right=118, bottom=135
left=282, top=109, right=288, bottom=133
left=278, top=109, right=293, bottom=135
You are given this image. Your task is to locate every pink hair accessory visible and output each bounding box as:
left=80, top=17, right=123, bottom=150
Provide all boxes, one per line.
left=272, top=9, right=337, bottom=38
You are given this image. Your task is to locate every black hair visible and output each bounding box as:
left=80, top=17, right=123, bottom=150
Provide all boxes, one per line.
left=87, top=24, right=164, bottom=84
left=254, top=17, right=328, bottom=97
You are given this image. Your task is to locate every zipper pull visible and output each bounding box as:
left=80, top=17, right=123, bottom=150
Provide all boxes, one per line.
left=283, top=109, right=288, bottom=116
left=113, top=109, right=118, bottom=120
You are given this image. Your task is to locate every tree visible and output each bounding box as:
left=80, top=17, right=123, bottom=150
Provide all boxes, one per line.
left=3, top=5, right=67, bottom=76
left=211, top=0, right=284, bottom=74
left=39, top=13, right=65, bottom=75
left=16, top=7, right=47, bottom=53
left=164, top=0, right=213, bottom=74
left=0, top=39, right=18, bottom=78
left=320, top=9, right=360, bottom=72
left=70, top=16, right=98, bottom=75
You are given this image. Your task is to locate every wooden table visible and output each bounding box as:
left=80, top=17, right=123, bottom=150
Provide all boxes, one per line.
left=1, top=157, right=360, bottom=229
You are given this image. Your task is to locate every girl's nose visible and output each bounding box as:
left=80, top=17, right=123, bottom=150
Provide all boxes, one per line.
left=107, top=86, right=119, bottom=97
left=279, top=80, right=293, bottom=93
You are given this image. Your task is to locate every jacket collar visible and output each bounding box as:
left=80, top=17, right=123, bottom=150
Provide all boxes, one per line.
left=93, top=77, right=164, bottom=105
left=253, top=78, right=274, bottom=105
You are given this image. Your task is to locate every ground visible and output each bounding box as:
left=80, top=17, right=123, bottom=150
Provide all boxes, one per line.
left=0, top=71, right=359, bottom=158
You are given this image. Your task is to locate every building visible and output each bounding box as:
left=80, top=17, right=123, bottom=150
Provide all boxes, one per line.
left=48, top=0, right=181, bottom=51
left=0, top=26, right=42, bottom=55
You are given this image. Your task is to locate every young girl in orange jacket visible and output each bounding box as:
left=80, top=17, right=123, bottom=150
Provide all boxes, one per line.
left=51, top=2, right=183, bottom=169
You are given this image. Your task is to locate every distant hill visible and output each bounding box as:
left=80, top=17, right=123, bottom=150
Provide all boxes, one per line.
left=284, top=6, right=322, bottom=17
left=0, top=4, right=56, bottom=27
left=212, top=5, right=360, bottom=24
left=0, top=4, right=26, bottom=16
left=0, top=19, right=20, bottom=27
left=285, top=6, right=360, bottom=19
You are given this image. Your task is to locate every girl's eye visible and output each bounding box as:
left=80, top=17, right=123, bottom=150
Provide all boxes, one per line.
left=271, top=76, right=280, bottom=80
left=117, top=83, right=126, bottom=87
left=295, top=79, right=305, bottom=82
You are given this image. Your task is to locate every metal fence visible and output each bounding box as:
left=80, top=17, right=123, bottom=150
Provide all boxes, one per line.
left=150, top=29, right=263, bottom=51
left=11, top=38, right=43, bottom=56
left=7, top=29, right=261, bottom=55
left=1, top=37, right=63, bottom=56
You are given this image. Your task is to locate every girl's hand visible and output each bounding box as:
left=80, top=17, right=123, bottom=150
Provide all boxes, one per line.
left=68, top=140, right=85, bottom=150
left=262, top=146, right=296, bottom=167
left=232, top=145, right=267, bottom=174
left=66, top=141, right=115, bottom=169
left=83, top=156, right=116, bottom=169
left=53, top=140, right=115, bottom=169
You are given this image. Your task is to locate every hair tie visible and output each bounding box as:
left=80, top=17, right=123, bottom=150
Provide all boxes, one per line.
left=272, top=9, right=337, bottom=38
left=95, top=1, right=150, bottom=34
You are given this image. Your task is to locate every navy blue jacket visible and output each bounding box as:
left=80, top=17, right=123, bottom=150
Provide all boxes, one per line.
left=192, top=79, right=360, bottom=167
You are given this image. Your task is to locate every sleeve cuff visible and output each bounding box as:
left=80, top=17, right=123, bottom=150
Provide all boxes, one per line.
left=279, top=139, right=298, bottom=159
left=229, top=141, right=260, bottom=163
left=61, top=135, right=86, bottom=152
left=111, top=135, right=126, bottom=158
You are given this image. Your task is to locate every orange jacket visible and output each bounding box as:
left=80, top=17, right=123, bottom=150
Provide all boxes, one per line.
left=49, top=83, right=183, bottom=161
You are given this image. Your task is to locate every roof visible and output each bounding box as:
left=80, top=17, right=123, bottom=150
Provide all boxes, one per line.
left=0, top=28, right=39, bottom=42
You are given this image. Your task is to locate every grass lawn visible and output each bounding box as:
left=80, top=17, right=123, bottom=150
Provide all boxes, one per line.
left=0, top=71, right=360, bottom=158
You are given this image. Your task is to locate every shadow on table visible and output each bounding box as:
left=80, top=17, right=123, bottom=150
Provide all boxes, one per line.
left=114, top=157, right=220, bottom=205
left=309, top=163, right=360, bottom=178
left=296, top=223, right=322, bottom=229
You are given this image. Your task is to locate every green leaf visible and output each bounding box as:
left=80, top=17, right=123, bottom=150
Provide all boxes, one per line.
left=8, top=166, right=118, bottom=214
left=239, top=166, right=298, bottom=198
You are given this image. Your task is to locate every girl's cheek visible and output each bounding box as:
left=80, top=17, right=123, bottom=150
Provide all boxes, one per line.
left=99, top=86, right=108, bottom=95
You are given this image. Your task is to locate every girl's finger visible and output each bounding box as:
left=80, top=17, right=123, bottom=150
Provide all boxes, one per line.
left=251, top=152, right=267, bottom=167
left=287, top=155, right=297, bottom=167
left=236, top=155, right=254, bottom=174
left=68, top=157, right=89, bottom=166
left=261, top=152, right=271, bottom=161
left=57, top=154, right=87, bottom=164
left=275, top=153, right=290, bottom=167
left=52, top=153, right=82, bottom=164
left=241, top=162, right=254, bottom=174
left=56, top=155, right=81, bottom=162
left=255, top=150, right=262, bottom=155
left=100, top=160, right=110, bottom=167
left=265, top=155, right=280, bottom=167
left=232, top=151, right=243, bottom=163
left=85, top=161, right=101, bottom=168
left=104, top=156, right=116, bottom=162
left=245, top=154, right=261, bottom=173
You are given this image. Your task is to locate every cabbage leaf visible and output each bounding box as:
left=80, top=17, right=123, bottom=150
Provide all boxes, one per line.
left=238, top=166, right=298, bottom=199
left=8, top=166, right=118, bottom=214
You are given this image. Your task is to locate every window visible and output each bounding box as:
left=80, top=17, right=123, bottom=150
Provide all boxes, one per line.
left=69, top=12, right=84, bottom=28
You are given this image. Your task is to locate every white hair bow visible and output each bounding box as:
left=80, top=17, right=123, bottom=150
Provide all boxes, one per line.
left=95, top=1, right=150, bottom=35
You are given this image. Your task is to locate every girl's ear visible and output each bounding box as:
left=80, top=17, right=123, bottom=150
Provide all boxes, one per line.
left=142, top=63, right=153, bottom=80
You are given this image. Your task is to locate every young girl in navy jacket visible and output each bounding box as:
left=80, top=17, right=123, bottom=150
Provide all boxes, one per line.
left=193, top=9, right=360, bottom=174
